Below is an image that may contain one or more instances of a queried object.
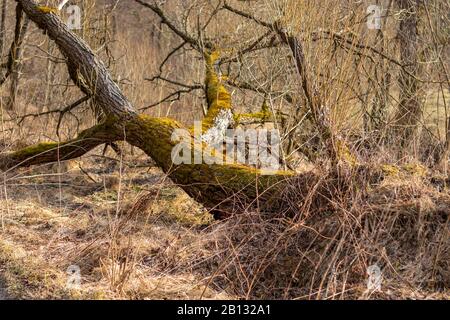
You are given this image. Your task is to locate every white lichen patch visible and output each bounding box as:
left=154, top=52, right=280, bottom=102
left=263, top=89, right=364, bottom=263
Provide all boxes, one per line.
left=201, top=109, right=234, bottom=145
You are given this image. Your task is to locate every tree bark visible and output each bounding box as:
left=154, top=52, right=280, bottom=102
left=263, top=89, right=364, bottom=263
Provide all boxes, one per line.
left=2, top=0, right=301, bottom=219
left=0, top=114, right=298, bottom=219
left=16, top=0, right=137, bottom=119
left=393, top=0, right=423, bottom=146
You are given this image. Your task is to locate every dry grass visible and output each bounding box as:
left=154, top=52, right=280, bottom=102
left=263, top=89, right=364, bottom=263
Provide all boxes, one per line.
left=0, top=152, right=221, bottom=299
left=0, top=152, right=448, bottom=299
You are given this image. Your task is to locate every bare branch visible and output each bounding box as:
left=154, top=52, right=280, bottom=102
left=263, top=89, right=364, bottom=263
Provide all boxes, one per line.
left=135, top=0, right=212, bottom=51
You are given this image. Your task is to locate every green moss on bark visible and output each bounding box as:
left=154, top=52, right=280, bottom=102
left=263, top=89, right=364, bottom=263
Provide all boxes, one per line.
left=202, top=51, right=233, bottom=132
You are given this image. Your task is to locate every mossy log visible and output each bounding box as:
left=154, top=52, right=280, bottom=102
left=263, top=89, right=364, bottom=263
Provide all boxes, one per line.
left=0, top=114, right=298, bottom=218
left=1, top=1, right=325, bottom=219
left=2, top=1, right=307, bottom=219
left=5, top=0, right=429, bottom=220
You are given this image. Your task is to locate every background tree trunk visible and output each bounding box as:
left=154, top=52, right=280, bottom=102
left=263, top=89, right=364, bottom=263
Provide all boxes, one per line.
left=393, top=0, right=423, bottom=147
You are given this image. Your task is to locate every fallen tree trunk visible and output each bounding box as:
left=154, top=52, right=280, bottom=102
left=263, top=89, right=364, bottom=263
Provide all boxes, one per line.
left=0, top=113, right=300, bottom=218
left=0, top=0, right=306, bottom=219
left=3, top=1, right=426, bottom=219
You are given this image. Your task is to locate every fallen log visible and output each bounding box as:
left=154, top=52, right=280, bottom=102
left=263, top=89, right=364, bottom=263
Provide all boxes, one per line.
left=0, top=0, right=306, bottom=219
left=1, top=111, right=301, bottom=218
left=6, top=1, right=422, bottom=219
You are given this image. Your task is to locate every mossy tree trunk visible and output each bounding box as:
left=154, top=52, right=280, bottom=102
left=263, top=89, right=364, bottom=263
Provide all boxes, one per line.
left=0, top=0, right=301, bottom=219
left=0, top=112, right=297, bottom=218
